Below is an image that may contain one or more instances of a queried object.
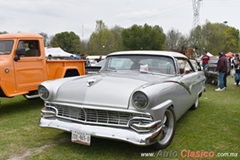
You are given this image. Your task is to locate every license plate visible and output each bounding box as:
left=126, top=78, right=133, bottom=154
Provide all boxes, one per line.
left=71, top=130, right=91, bottom=145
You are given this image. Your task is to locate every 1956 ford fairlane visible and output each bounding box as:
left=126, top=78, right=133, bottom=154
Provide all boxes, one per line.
left=38, top=50, right=206, bottom=149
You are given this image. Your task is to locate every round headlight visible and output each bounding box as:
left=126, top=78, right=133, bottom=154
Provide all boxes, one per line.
left=38, top=85, right=49, bottom=100
left=132, top=91, right=148, bottom=109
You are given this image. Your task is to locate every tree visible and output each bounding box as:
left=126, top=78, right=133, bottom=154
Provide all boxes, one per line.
left=189, top=21, right=240, bottom=55
left=224, top=26, right=240, bottom=52
left=188, top=25, right=207, bottom=55
left=50, top=31, right=81, bottom=54
left=110, top=25, right=124, bottom=52
left=0, top=31, right=8, bottom=34
left=122, top=24, right=166, bottom=50
left=79, top=39, right=89, bottom=56
left=39, top=32, right=50, bottom=47
left=88, top=20, right=115, bottom=55
left=165, top=29, right=188, bottom=51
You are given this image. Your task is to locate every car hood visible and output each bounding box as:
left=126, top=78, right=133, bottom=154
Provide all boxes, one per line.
left=54, top=72, right=171, bottom=109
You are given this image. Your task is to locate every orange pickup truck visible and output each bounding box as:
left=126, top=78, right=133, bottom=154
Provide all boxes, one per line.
left=0, top=33, right=86, bottom=99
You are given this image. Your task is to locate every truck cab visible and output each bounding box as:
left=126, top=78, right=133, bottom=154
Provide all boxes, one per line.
left=0, top=33, right=85, bottom=99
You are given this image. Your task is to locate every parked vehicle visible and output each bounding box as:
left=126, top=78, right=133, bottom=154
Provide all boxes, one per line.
left=0, top=33, right=86, bottom=99
left=85, top=59, right=106, bottom=74
left=38, top=50, right=206, bottom=149
left=91, top=59, right=106, bottom=67
left=87, top=59, right=97, bottom=66
left=204, top=56, right=230, bottom=85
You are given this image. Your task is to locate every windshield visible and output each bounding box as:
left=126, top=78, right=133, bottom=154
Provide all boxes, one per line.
left=101, top=55, right=176, bottom=75
left=0, top=40, right=14, bottom=54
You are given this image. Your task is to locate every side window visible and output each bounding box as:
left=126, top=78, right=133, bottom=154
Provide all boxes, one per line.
left=25, top=41, right=40, bottom=57
left=17, top=41, right=25, bottom=49
left=17, top=40, right=40, bottom=57
left=177, top=59, right=194, bottom=74
left=0, top=40, right=13, bottom=54
left=185, top=61, right=194, bottom=74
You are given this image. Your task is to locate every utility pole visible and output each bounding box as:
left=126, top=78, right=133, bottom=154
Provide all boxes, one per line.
left=192, top=0, right=202, bottom=28
left=82, top=24, right=84, bottom=39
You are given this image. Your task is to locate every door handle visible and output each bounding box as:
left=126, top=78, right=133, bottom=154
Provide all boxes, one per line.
left=37, top=58, right=44, bottom=61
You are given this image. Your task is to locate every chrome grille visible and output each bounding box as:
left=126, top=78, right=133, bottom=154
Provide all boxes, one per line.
left=47, top=104, right=151, bottom=127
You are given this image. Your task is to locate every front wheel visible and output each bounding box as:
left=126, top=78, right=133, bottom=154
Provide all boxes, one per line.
left=152, top=107, right=176, bottom=150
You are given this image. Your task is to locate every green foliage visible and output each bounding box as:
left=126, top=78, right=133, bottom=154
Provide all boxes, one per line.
left=88, top=20, right=123, bottom=55
left=79, top=39, right=89, bottom=56
left=225, top=26, right=240, bottom=52
left=50, top=31, right=81, bottom=54
left=122, top=24, right=166, bottom=50
left=189, top=21, right=240, bottom=55
left=110, top=25, right=124, bottom=52
left=0, top=31, right=8, bottom=34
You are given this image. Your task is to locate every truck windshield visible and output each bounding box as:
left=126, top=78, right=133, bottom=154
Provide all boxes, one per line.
left=0, top=40, right=14, bottom=54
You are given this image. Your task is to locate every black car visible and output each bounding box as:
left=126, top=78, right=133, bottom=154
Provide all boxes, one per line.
left=204, top=56, right=230, bottom=85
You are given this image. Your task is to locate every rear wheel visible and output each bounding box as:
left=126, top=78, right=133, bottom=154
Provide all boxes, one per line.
left=152, top=107, right=176, bottom=150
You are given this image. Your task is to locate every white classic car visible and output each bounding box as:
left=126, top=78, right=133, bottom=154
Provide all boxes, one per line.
left=38, top=50, right=206, bottom=149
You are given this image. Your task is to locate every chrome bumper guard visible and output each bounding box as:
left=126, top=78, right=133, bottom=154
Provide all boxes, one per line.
left=39, top=117, right=163, bottom=146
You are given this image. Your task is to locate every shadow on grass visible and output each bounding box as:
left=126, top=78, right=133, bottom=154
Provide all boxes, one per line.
left=0, top=96, right=44, bottom=117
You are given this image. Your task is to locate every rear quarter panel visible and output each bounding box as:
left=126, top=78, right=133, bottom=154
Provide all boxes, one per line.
left=46, top=60, right=86, bottom=79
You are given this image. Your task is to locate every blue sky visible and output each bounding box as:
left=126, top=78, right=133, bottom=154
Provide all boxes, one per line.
left=1, top=0, right=240, bottom=40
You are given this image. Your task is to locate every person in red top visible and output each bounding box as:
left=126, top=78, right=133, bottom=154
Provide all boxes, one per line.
left=201, top=51, right=210, bottom=69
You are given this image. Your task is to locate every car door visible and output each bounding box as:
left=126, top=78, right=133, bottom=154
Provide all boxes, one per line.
left=177, top=58, right=203, bottom=111
left=13, top=40, right=45, bottom=93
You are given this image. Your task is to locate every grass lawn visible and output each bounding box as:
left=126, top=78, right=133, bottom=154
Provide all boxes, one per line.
left=0, top=77, right=239, bottom=160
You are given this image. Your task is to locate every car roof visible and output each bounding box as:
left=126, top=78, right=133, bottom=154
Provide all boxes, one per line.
left=107, top=50, right=187, bottom=59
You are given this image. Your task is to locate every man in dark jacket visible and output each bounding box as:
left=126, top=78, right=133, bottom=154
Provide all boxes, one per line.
left=215, top=52, right=228, bottom=91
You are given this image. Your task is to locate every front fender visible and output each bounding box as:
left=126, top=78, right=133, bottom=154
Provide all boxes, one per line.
left=150, top=99, right=173, bottom=122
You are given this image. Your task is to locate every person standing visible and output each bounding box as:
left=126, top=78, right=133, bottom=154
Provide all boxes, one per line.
left=215, top=52, right=228, bottom=91
left=223, top=54, right=228, bottom=89
left=229, top=54, right=235, bottom=77
left=97, top=55, right=102, bottom=62
left=80, top=54, right=86, bottom=60
left=47, top=54, right=53, bottom=60
left=201, top=51, right=210, bottom=69
left=233, top=54, right=240, bottom=86
left=85, top=58, right=91, bottom=66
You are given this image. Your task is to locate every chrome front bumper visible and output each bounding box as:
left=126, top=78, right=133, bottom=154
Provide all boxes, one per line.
left=39, top=118, right=163, bottom=146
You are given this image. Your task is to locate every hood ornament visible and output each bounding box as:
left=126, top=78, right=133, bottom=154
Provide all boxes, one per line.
left=87, top=77, right=102, bottom=87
